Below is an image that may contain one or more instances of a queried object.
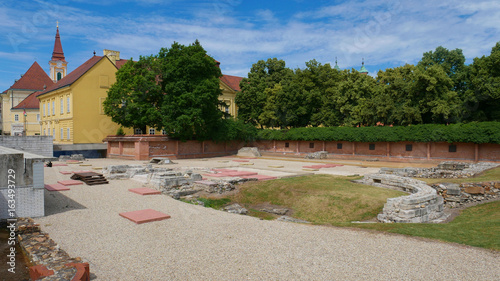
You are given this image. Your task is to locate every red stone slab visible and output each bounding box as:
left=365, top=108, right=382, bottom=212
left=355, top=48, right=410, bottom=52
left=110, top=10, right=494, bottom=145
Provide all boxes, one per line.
left=119, top=209, right=171, bottom=224
left=72, top=170, right=93, bottom=173
left=44, top=183, right=71, bottom=191
left=240, top=174, right=278, bottom=181
left=59, top=171, right=73, bottom=175
left=232, top=160, right=249, bottom=162
left=128, top=187, right=162, bottom=195
left=57, top=180, right=84, bottom=186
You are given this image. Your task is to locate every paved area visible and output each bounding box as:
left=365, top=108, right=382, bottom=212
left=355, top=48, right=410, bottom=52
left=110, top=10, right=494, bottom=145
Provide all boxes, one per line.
left=35, top=156, right=500, bottom=280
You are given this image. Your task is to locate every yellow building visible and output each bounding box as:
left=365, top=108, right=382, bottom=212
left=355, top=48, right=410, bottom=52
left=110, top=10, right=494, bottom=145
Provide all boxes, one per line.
left=1, top=62, right=54, bottom=135
left=219, top=74, right=242, bottom=118
left=37, top=51, right=130, bottom=155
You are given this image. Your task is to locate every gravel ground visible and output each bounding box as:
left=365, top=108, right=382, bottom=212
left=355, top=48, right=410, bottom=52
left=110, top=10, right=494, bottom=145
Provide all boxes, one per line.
left=34, top=157, right=500, bottom=280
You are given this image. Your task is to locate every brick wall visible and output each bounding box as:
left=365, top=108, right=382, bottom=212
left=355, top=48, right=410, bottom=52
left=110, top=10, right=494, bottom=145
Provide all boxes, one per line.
left=104, top=135, right=500, bottom=162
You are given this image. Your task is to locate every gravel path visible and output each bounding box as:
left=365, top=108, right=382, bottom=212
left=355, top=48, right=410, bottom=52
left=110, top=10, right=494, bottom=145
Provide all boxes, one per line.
left=35, top=158, right=499, bottom=280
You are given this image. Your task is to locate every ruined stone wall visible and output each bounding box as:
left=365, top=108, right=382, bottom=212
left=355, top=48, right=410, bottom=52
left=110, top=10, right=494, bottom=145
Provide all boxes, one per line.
left=357, top=174, right=447, bottom=223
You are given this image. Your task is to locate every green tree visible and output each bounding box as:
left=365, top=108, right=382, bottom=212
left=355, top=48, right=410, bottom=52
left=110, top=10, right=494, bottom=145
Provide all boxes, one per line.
left=417, top=46, right=467, bottom=93
left=236, top=58, right=293, bottom=127
left=104, top=56, right=163, bottom=133
left=104, top=40, right=225, bottom=141
left=464, top=42, right=500, bottom=121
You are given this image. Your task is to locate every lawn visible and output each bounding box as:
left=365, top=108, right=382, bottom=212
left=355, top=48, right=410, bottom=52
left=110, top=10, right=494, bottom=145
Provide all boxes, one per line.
left=194, top=172, right=500, bottom=251
left=228, top=174, right=406, bottom=223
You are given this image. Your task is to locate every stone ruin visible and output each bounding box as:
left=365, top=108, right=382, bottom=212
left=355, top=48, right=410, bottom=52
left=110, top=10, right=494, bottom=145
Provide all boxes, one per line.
left=359, top=161, right=499, bottom=223
left=432, top=181, right=500, bottom=209
left=379, top=161, right=499, bottom=178
left=357, top=174, right=448, bottom=223
left=59, top=154, right=85, bottom=162
left=237, top=147, right=261, bottom=157
left=103, top=164, right=256, bottom=200
left=305, top=151, right=328, bottom=159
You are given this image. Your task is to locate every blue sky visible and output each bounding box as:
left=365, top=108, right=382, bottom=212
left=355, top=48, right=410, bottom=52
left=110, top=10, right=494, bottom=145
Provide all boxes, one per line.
left=1, top=0, right=499, bottom=91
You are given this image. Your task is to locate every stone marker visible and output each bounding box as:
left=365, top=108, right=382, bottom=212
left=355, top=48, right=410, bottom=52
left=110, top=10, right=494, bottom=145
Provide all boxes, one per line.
left=237, top=147, right=261, bottom=157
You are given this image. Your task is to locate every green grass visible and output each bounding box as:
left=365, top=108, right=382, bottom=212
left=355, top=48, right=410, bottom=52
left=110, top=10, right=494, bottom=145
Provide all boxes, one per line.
left=420, top=167, right=500, bottom=185
left=229, top=174, right=406, bottom=223
left=345, top=201, right=500, bottom=250
left=197, top=198, right=231, bottom=209
left=190, top=172, right=499, bottom=250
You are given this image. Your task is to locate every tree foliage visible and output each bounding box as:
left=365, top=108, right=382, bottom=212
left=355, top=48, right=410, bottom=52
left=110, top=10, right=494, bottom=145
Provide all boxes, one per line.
left=104, top=40, right=227, bottom=141
left=236, top=42, right=499, bottom=129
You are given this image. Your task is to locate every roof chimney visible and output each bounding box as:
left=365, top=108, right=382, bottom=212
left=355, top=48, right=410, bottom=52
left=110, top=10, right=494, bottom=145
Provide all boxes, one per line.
left=103, top=49, right=120, bottom=65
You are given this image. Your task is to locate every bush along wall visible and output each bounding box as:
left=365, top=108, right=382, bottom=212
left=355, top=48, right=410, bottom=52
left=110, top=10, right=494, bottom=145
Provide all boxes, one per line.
left=256, top=122, right=500, bottom=144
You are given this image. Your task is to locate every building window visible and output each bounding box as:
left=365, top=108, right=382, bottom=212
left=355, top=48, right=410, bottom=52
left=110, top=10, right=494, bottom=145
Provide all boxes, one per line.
left=149, top=128, right=155, bottom=135
left=337, top=143, right=343, bottom=149
left=67, top=97, right=70, bottom=113
left=48, top=128, right=50, bottom=136
left=60, top=98, right=63, bottom=114
left=43, top=129, right=46, bottom=136
left=449, top=144, right=457, bottom=153
left=14, top=114, right=19, bottom=121
left=43, top=103, right=45, bottom=116
left=60, top=128, right=63, bottom=140
left=57, top=72, right=62, bottom=81
left=285, top=142, right=289, bottom=148
left=406, top=144, right=413, bottom=151
left=53, top=128, right=55, bottom=139
left=134, top=128, right=142, bottom=134
left=52, top=101, right=55, bottom=115
left=37, top=114, right=40, bottom=121
left=161, top=129, right=166, bottom=135
left=67, top=128, right=70, bottom=140
left=309, top=143, right=315, bottom=149
left=369, top=144, right=375, bottom=150
left=47, top=103, right=50, bottom=116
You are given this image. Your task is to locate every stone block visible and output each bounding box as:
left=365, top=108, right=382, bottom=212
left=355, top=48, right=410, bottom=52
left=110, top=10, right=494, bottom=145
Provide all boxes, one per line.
left=464, top=185, right=484, bottom=195
left=237, top=147, right=261, bottom=157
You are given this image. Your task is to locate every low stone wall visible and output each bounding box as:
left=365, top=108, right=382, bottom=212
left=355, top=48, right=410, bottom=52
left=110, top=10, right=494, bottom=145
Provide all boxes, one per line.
left=16, top=218, right=90, bottom=281
left=357, top=174, right=447, bottom=223
left=0, top=136, right=53, bottom=157
left=379, top=162, right=500, bottom=178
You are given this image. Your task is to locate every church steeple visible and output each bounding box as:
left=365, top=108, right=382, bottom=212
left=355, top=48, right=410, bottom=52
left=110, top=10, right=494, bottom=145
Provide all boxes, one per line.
left=359, top=58, right=368, bottom=75
left=334, top=57, right=340, bottom=71
left=49, top=21, right=68, bottom=82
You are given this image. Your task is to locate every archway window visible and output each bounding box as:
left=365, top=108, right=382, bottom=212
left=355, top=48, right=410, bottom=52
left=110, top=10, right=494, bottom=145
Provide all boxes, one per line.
left=57, top=72, right=62, bottom=81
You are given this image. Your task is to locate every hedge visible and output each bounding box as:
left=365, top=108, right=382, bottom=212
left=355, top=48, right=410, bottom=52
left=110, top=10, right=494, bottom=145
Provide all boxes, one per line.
left=255, top=122, right=500, bottom=144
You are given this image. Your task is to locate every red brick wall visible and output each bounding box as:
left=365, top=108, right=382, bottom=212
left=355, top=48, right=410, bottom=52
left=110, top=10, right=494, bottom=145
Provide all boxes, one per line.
left=354, top=142, right=387, bottom=156
left=430, top=142, right=475, bottom=160
left=389, top=142, right=427, bottom=158
left=104, top=135, right=500, bottom=162
left=325, top=141, right=354, bottom=155
left=479, top=143, right=500, bottom=161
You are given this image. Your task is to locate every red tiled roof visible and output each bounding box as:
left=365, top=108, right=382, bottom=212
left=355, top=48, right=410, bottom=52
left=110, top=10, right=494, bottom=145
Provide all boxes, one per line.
left=38, top=56, right=114, bottom=97
left=13, top=91, right=39, bottom=109
left=115, top=59, right=129, bottom=69
left=51, top=27, right=65, bottom=61
left=8, top=62, right=54, bottom=91
left=220, top=74, right=243, bottom=92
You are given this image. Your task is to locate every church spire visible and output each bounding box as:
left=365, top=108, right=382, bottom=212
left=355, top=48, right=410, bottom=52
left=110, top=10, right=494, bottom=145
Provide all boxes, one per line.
left=334, top=57, right=340, bottom=71
left=49, top=22, right=68, bottom=82
left=51, top=23, right=65, bottom=62
left=359, top=58, right=368, bottom=75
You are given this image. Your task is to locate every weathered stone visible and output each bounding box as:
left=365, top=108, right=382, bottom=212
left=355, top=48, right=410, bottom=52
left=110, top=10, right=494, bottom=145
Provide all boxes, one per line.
left=277, top=216, right=310, bottom=223
left=237, top=147, right=261, bottom=157
left=261, top=207, right=288, bottom=215
left=224, top=203, right=248, bottom=215
left=464, top=185, right=485, bottom=195
left=305, top=151, right=328, bottom=159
